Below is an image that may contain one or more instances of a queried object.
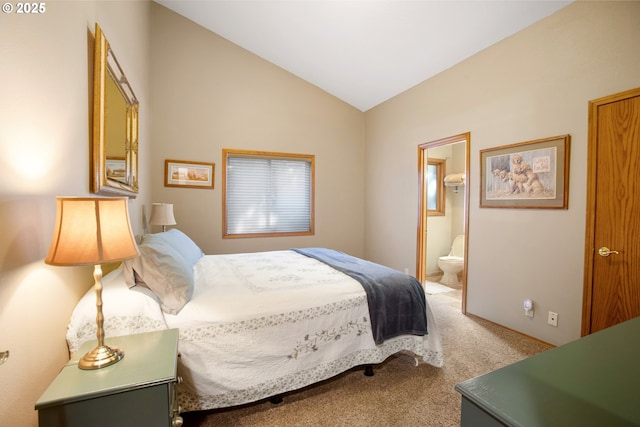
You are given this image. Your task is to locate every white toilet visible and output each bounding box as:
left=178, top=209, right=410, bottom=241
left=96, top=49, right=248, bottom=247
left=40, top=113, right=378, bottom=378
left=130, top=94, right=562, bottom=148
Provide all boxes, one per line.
left=438, top=235, right=465, bottom=285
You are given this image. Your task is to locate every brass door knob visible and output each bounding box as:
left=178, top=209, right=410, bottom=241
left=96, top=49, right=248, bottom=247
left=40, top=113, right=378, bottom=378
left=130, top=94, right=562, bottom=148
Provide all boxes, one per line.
left=598, top=247, right=620, bottom=257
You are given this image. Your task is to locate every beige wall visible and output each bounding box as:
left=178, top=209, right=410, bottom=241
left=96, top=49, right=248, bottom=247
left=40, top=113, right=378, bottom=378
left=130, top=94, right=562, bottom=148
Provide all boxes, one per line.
left=149, top=3, right=365, bottom=257
left=0, top=1, right=151, bottom=425
left=365, top=1, right=640, bottom=346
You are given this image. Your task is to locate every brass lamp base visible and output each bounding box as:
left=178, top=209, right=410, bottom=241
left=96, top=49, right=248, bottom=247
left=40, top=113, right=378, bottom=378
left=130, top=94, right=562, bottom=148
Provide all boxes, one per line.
left=78, top=345, right=124, bottom=370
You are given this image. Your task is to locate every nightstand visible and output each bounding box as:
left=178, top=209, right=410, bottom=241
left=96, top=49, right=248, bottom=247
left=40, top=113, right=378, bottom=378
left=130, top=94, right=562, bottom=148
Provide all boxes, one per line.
left=455, top=317, right=640, bottom=426
left=36, top=329, right=182, bottom=427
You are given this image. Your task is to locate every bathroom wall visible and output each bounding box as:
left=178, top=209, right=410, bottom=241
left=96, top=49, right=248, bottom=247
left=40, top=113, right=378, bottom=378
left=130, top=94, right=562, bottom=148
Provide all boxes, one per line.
left=449, top=142, right=466, bottom=240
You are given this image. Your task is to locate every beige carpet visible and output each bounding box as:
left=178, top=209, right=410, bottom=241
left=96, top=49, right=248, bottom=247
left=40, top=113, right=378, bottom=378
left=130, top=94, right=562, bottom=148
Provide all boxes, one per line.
left=183, top=289, right=551, bottom=426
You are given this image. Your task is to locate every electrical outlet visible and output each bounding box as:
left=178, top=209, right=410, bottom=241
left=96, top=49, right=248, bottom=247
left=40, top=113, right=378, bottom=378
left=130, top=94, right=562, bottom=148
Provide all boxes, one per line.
left=548, top=311, right=558, bottom=327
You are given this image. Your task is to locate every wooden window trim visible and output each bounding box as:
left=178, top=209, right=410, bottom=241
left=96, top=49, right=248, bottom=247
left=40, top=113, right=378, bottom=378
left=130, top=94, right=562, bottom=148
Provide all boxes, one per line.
left=222, top=148, right=315, bottom=239
left=427, top=157, right=446, bottom=217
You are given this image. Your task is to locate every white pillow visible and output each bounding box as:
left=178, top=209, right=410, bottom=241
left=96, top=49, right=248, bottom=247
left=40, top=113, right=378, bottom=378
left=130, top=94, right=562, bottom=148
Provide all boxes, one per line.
left=66, top=266, right=167, bottom=353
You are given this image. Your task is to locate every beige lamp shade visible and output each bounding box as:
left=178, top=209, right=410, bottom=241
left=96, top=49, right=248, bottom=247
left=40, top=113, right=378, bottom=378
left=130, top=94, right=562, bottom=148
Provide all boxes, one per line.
left=149, top=203, right=176, bottom=227
left=45, top=197, right=139, bottom=266
left=45, top=197, right=139, bottom=369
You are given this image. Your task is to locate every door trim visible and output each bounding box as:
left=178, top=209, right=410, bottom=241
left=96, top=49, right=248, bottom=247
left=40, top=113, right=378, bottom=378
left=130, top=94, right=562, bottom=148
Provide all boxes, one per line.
left=582, top=87, right=640, bottom=336
left=417, top=132, right=470, bottom=313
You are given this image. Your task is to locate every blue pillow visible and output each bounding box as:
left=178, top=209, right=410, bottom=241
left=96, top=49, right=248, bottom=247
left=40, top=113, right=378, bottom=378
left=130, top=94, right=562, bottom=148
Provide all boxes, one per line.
left=142, top=229, right=204, bottom=266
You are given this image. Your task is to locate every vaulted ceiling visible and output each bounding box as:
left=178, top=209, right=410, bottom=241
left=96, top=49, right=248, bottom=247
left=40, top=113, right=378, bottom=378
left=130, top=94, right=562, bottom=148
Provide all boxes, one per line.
left=155, top=1, right=572, bottom=111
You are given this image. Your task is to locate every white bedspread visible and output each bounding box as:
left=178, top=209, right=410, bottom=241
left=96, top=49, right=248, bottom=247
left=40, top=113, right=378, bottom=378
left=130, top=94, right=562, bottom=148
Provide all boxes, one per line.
left=66, top=251, right=443, bottom=413
left=164, top=250, right=443, bottom=411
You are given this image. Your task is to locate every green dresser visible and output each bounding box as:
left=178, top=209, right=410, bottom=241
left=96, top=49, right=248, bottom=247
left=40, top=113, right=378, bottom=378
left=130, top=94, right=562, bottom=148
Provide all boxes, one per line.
left=455, top=317, right=640, bottom=427
left=36, top=329, right=182, bottom=427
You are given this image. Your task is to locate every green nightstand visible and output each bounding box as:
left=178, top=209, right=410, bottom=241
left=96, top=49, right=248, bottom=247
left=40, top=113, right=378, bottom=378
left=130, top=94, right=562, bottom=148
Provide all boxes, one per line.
left=36, top=329, right=182, bottom=427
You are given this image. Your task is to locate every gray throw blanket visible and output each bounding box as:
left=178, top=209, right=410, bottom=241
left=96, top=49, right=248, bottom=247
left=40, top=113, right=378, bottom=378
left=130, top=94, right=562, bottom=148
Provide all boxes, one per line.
left=292, top=248, right=428, bottom=345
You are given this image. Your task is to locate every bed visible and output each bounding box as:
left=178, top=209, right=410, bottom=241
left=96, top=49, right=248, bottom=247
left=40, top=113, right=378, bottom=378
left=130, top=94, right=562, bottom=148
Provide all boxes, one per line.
left=66, top=229, right=443, bottom=413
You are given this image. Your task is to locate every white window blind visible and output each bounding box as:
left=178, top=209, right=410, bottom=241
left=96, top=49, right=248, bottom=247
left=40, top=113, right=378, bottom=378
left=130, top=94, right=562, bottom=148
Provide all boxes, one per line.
left=225, top=152, right=314, bottom=237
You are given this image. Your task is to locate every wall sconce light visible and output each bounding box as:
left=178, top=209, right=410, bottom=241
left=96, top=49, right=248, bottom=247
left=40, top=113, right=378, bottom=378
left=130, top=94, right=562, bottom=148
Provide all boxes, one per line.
left=45, top=197, right=139, bottom=369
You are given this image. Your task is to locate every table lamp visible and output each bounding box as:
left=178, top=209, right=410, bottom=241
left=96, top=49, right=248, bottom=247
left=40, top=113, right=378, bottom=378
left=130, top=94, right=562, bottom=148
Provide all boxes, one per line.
left=45, top=197, right=139, bottom=369
left=149, top=202, right=176, bottom=232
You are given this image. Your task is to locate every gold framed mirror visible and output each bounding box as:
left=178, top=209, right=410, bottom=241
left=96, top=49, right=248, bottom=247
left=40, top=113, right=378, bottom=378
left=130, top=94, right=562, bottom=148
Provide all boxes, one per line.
left=91, top=23, right=139, bottom=198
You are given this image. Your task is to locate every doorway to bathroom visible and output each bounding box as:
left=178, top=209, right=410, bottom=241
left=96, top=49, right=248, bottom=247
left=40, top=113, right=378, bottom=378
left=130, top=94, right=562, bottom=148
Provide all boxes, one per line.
left=417, top=133, right=470, bottom=313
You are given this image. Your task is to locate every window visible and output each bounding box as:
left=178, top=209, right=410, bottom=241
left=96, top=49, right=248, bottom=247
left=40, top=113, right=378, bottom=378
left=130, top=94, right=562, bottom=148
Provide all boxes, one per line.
left=223, top=149, right=315, bottom=238
left=426, top=157, right=445, bottom=216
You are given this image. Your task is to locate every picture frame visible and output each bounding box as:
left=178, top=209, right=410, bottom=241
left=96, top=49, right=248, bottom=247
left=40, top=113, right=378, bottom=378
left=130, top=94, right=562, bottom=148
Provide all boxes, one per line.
left=164, top=159, right=215, bottom=189
left=480, top=134, right=570, bottom=209
left=106, top=157, right=126, bottom=180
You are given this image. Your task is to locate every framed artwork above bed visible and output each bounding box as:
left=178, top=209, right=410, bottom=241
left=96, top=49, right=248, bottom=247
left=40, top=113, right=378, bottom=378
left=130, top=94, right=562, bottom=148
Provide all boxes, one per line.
left=164, top=159, right=215, bottom=189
